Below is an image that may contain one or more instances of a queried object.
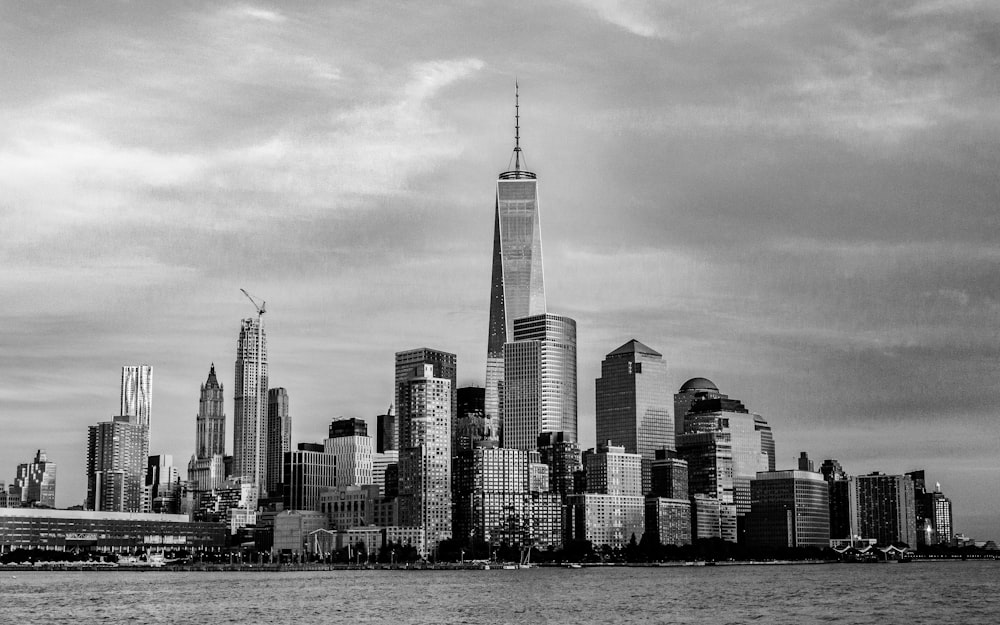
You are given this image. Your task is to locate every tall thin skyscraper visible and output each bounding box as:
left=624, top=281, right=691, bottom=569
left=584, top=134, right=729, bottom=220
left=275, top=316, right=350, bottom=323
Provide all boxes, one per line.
left=595, top=339, right=673, bottom=494
left=233, top=317, right=268, bottom=498
left=196, top=364, right=226, bottom=458
left=396, top=351, right=454, bottom=557
left=485, top=85, right=547, bottom=440
left=502, top=313, right=577, bottom=450
left=120, top=365, right=152, bottom=427
left=266, top=388, right=291, bottom=498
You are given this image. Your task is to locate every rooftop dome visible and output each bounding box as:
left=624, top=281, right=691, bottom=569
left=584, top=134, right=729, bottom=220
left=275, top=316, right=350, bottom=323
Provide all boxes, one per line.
left=679, top=377, right=719, bottom=393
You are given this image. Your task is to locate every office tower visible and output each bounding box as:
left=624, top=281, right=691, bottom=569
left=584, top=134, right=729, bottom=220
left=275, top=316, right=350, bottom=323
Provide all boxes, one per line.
left=86, top=415, right=148, bottom=512
left=283, top=443, right=336, bottom=511
left=821, top=458, right=851, bottom=539
left=930, top=486, right=953, bottom=545
left=146, top=454, right=180, bottom=514
left=454, top=386, right=487, bottom=451
left=265, top=388, right=291, bottom=499
left=503, top=313, right=577, bottom=450
left=673, top=377, right=721, bottom=440
left=747, top=470, right=830, bottom=548
left=582, top=442, right=642, bottom=497
left=677, top=385, right=771, bottom=541
left=797, top=451, right=814, bottom=472
left=755, top=415, right=776, bottom=471
left=233, top=317, right=268, bottom=498
left=396, top=353, right=454, bottom=556
left=485, top=87, right=547, bottom=441
left=376, top=407, right=396, bottom=453
left=454, top=445, right=529, bottom=548
left=373, top=450, right=399, bottom=496
left=595, top=340, right=672, bottom=494
left=650, top=450, right=688, bottom=500
left=13, top=449, right=56, bottom=508
left=188, top=365, right=227, bottom=492
left=120, top=365, right=152, bottom=427
left=566, top=492, right=645, bottom=549
left=536, top=431, right=582, bottom=497
left=908, top=471, right=954, bottom=547
left=848, top=472, right=917, bottom=546
left=325, top=420, right=374, bottom=488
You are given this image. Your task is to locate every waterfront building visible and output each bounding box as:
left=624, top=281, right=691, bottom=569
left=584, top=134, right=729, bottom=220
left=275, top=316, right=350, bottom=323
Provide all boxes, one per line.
left=821, top=458, right=851, bottom=539
left=503, top=313, right=577, bottom=450
left=120, top=365, right=152, bottom=428
left=13, top=449, right=56, bottom=508
left=265, top=388, right=291, bottom=498
left=373, top=451, right=399, bottom=496
left=689, top=494, right=737, bottom=542
left=87, top=415, right=149, bottom=513
left=0, top=507, right=226, bottom=554
left=931, top=488, right=953, bottom=545
left=565, top=493, right=645, bottom=549
left=747, top=470, right=830, bottom=548
left=595, top=340, right=672, bottom=494
left=325, top=422, right=374, bottom=488
left=283, top=443, right=336, bottom=512
left=536, top=431, right=581, bottom=497
left=644, top=497, right=692, bottom=546
left=319, top=484, right=381, bottom=530
left=848, top=472, right=917, bottom=547
left=233, top=316, right=268, bottom=498
left=145, top=454, right=180, bottom=514
left=649, top=450, right=688, bottom=500
left=485, top=87, right=547, bottom=442
left=396, top=353, right=454, bottom=557
left=273, top=509, right=328, bottom=554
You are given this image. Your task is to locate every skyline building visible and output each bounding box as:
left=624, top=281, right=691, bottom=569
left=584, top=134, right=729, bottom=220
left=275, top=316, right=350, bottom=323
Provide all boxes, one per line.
left=821, top=458, right=851, bottom=540
left=376, top=407, right=396, bottom=453
left=13, top=449, right=56, bottom=508
left=747, top=470, right=830, bottom=548
left=282, top=442, right=336, bottom=511
left=86, top=415, right=148, bottom=513
left=485, top=87, right=547, bottom=441
left=187, top=365, right=227, bottom=492
left=396, top=352, right=454, bottom=556
left=503, top=313, right=577, bottom=450
left=233, top=317, right=268, bottom=498
left=595, top=339, right=673, bottom=494
left=848, top=472, right=917, bottom=547
left=325, top=419, right=374, bottom=489
left=120, top=365, right=152, bottom=428
left=145, top=454, right=180, bottom=514
left=266, top=388, right=291, bottom=498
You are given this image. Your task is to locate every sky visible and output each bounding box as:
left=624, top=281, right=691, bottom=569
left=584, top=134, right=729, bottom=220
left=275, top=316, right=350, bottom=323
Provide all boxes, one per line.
left=1, top=1, right=998, bottom=540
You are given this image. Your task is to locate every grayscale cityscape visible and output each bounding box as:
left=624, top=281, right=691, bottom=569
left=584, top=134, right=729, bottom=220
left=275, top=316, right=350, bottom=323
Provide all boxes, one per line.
left=2, top=2, right=998, bottom=623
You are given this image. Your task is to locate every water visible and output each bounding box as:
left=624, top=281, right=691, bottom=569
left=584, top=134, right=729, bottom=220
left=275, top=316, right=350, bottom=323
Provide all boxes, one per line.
left=3, top=561, right=997, bottom=624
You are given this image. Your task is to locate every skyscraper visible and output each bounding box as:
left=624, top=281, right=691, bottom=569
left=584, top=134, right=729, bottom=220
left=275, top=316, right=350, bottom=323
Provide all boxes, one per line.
left=485, top=86, right=547, bottom=440
left=233, top=317, right=268, bottom=498
left=595, top=339, right=672, bottom=494
left=120, top=365, right=152, bottom=428
left=13, top=449, right=56, bottom=508
left=87, top=415, right=148, bottom=512
left=188, top=364, right=227, bottom=492
left=747, top=470, right=830, bottom=548
left=376, top=407, right=396, bottom=453
left=266, top=388, right=291, bottom=498
left=503, top=313, right=577, bottom=450
left=396, top=352, right=454, bottom=556
left=848, top=472, right=917, bottom=547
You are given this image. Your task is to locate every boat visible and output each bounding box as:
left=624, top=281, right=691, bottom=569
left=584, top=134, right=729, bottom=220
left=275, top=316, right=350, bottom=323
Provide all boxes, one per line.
left=565, top=563, right=582, bottom=569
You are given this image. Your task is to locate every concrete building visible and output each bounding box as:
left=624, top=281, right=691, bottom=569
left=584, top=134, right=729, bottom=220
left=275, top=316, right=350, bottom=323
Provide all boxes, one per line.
left=849, top=472, right=917, bottom=547
left=644, top=497, right=692, bottom=546
left=595, top=340, right=673, bottom=494
left=747, top=470, right=830, bottom=548
left=536, top=431, right=581, bottom=497
left=396, top=353, right=453, bottom=557
left=582, top=442, right=642, bottom=497
left=233, top=316, right=268, bottom=498
left=373, top=451, right=398, bottom=497
left=325, top=424, right=374, bottom=489
left=13, top=449, right=56, bottom=508
left=503, top=313, right=577, bottom=450
left=87, top=415, right=149, bottom=513
left=319, top=484, right=381, bottom=530
left=485, top=95, right=547, bottom=441
left=690, top=494, right=737, bottom=542
left=566, top=493, right=645, bottom=549
left=273, top=510, right=328, bottom=554
left=649, top=450, right=688, bottom=500
left=283, top=443, right=336, bottom=512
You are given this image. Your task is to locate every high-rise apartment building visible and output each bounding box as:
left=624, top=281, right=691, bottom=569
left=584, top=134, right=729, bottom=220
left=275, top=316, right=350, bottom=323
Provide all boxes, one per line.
left=582, top=442, right=642, bottom=497
left=266, top=388, right=291, bottom=498
left=649, top=450, right=688, bottom=500
left=848, top=472, right=917, bottom=547
left=536, top=431, right=581, bottom=497
left=87, top=415, right=148, bottom=512
left=595, top=340, right=672, bottom=494
left=396, top=353, right=454, bottom=557
left=146, top=454, right=180, bottom=514
left=120, top=365, right=152, bottom=428
left=747, top=470, right=830, bottom=548
left=485, top=88, right=547, bottom=441
left=503, top=313, right=576, bottom=450
left=821, top=458, right=851, bottom=540
left=283, top=443, right=336, bottom=511
left=13, top=450, right=56, bottom=508
left=188, top=365, right=227, bottom=492
left=233, top=317, right=268, bottom=498
left=325, top=420, right=374, bottom=488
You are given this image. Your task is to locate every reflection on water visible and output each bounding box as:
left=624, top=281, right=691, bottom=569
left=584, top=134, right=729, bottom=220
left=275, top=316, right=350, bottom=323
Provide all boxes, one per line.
left=6, top=561, right=998, bottom=625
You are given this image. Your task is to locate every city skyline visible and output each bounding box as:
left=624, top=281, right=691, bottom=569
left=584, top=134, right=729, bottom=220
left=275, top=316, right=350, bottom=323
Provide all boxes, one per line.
left=1, top=3, right=998, bottom=540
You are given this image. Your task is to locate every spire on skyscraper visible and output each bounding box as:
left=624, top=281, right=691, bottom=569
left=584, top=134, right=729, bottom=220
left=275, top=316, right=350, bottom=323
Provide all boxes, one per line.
left=506, top=82, right=533, bottom=179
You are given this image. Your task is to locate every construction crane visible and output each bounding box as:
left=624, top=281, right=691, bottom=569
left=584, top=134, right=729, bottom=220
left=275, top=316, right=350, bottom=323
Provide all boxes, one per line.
left=240, top=288, right=266, bottom=318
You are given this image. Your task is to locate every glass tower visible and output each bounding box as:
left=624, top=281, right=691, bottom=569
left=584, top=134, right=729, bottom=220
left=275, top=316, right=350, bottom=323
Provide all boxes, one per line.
left=120, top=365, right=152, bottom=428
left=485, top=86, right=546, bottom=441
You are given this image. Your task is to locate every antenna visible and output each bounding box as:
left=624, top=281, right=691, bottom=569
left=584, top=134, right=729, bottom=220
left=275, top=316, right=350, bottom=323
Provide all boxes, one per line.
left=514, top=80, right=521, bottom=171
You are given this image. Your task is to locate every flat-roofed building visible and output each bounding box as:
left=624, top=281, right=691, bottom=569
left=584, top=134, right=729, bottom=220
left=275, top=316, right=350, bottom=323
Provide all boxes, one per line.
left=748, top=470, right=830, bottom=548
left=565, top=493, right=645, bottom=549
left=644, top=497, right=692, bottom=546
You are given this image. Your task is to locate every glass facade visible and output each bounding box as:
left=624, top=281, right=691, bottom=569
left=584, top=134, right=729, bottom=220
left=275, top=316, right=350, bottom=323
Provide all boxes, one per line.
left=748, top=470, right=830, bottom=548
left=595, top=340, right=672, bottom=494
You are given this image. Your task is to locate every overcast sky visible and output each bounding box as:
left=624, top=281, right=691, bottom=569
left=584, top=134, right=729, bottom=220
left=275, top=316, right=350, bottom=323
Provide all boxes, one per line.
left=2, top=1, right=997, bottom=540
